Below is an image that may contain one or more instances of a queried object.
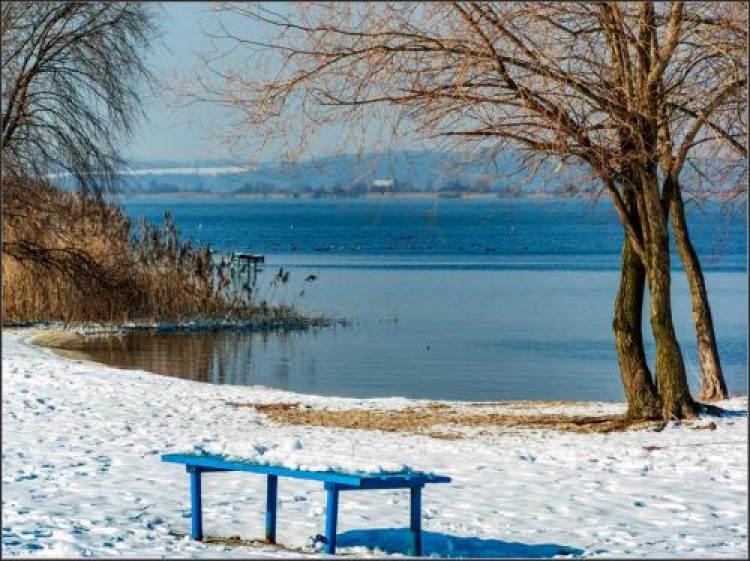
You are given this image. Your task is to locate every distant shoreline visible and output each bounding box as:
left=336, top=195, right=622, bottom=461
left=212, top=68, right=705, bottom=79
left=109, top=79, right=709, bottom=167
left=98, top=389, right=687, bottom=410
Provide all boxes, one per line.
left=113, top=191, right=574, bottom=201
left=111, top=190, right=741, bottom=202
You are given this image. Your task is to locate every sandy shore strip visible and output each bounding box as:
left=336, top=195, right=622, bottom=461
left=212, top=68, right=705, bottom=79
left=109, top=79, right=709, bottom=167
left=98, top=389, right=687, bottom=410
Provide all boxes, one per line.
left=2, top=328, right=747, bottom=557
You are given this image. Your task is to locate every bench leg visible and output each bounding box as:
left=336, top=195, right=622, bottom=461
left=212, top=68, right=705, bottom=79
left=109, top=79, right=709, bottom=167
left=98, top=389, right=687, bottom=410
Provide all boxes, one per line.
left=409, top=486, right=422, bottom=556
left=265, top=474, right=278, bottom=544
left=189, top=467, right=203, bottom=541
left=325, top=483, right=339, bottom=554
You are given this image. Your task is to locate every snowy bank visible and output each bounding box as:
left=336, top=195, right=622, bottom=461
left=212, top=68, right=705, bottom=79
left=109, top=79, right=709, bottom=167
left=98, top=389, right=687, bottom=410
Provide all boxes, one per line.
left=2, top=329, right=747, bottom=558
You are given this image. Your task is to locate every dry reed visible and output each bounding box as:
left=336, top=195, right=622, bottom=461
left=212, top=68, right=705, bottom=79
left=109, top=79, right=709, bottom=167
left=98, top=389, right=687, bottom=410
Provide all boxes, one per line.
left=2, top=179, right=299, bottom=324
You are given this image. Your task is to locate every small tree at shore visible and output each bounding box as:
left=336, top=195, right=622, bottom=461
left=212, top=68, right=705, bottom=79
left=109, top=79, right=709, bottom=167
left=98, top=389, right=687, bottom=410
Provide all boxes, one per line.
left=1, top=2, right=321, bottom=324
left=2, top=2, right=157, bottom=189
left=2, top=2, right=157, bottom=285
left=194, top=1, right=746, bottom=420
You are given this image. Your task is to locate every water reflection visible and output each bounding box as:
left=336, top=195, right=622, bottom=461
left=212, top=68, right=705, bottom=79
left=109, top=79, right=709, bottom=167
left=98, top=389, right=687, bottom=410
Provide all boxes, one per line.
left=53, top=266, right=747, bottom=402
left=61, top=330, right=318, bottom=387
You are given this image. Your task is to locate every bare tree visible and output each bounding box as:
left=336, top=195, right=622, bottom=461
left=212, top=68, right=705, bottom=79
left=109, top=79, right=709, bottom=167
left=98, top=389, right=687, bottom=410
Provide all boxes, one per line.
left=655, top=3, right=747, bottom=401
left=195, top=1, right=746, bottom=419
left=2, top=1, right=157, bottom=301
left=1, top=1, right=157, bottom=191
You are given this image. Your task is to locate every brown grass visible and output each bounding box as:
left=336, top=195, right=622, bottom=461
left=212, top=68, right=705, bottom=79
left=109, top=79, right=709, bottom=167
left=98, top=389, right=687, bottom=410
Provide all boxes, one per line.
left=2, top=179, right=301, bottom=324
left=235, top=402, right=666, bottom=437
left=28, top=331, right=88, bottom=348
left=163, top=532, right=302, bottom=552
left=201, top=535, right=310, bottom=553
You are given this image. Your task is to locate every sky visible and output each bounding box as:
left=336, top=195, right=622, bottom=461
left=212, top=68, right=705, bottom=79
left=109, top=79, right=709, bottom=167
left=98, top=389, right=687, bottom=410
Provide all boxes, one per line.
left=128, top=3, right=410, bottom=167
left=127, top=2, right=366, bottom=166
left=127, top=3, right=259, bottom=164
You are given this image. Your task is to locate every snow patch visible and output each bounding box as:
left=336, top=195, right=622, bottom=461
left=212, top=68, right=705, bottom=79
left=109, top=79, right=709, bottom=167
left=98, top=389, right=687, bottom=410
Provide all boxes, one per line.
left=2, top=328, right=747, bottom=558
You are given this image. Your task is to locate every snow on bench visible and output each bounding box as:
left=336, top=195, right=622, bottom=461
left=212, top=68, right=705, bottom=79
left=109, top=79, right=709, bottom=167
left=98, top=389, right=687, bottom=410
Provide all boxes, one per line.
left=162, top=453, right=451, bottom=555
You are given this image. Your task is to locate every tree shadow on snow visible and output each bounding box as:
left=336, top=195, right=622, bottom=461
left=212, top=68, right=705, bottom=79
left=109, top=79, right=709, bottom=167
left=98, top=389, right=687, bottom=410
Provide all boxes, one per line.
left=715, top=407, right=746, bottom=418
left=698, top=403, right=747, bottom=419
left=337, top=528, right=584, bottom=558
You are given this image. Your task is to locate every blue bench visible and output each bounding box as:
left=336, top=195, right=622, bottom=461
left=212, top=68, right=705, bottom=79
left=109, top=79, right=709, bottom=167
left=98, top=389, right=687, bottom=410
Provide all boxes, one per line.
left=162, top=453, right=451, bottom=555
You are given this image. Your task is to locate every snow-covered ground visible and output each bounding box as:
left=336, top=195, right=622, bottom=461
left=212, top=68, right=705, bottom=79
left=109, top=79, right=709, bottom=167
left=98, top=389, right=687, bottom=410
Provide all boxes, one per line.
left=2, top=329, right=747, bottom=558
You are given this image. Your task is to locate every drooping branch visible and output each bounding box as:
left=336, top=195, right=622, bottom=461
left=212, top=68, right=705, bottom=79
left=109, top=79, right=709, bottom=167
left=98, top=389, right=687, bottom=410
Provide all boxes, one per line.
left=670, top=78, right=747, bottom=179
left=191, top=1, right=744, bottom=209
left=1, top=2, right=157, bottom=192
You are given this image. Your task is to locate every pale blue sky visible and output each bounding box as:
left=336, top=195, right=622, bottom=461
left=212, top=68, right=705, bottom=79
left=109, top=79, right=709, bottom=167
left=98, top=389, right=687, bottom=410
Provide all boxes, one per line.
left=127, top=3, right=256, bottom=164
left=127, top=2, right=409, bottom=166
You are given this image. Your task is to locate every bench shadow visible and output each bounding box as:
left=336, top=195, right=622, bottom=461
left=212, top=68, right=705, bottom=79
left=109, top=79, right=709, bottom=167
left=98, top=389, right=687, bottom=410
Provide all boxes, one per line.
left=337, top=528, right=583, bottom=558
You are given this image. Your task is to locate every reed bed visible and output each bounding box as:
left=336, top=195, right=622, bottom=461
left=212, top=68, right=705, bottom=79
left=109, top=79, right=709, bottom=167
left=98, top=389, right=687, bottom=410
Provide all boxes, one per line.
left=2, top=179, right=298, bottom=325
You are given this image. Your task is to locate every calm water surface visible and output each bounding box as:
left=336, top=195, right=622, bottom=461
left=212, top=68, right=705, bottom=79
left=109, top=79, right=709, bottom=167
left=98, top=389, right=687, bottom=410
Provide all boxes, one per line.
left=66, top=198, right=747, bottom=401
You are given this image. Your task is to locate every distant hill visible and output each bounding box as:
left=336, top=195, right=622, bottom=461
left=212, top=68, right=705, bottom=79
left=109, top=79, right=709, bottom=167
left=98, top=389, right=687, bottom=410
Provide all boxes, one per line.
left=105, top=149, right=582, bottom=196
left=54, top=150, right=604, bottom=196
left=126, top=158, right=241, bottom=170
left=48, top=149, right=744, bottom=198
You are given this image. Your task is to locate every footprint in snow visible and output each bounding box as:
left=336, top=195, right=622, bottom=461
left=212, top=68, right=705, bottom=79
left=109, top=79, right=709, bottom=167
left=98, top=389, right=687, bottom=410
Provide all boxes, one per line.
left=15, top=472, right=37, bottom=482
left=96, top=456, right=112, bottom=473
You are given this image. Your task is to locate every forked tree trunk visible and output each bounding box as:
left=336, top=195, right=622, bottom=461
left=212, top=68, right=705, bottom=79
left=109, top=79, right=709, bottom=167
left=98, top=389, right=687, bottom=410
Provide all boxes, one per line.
left=641, top=171, right=698, bottom=420
left=613, top=190, right=661, bottom=419
left=669, top=184, right=729, bottom=402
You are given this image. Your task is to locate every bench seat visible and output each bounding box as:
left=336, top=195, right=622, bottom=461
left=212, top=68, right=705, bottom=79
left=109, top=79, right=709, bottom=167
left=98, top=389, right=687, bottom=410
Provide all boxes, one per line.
left=162, top=452, right=451, bottom=555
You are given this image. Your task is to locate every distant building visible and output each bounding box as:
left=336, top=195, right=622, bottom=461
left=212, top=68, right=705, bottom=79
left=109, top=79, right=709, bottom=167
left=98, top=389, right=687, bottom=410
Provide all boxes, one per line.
left=372, top=179, right=395, bottom=189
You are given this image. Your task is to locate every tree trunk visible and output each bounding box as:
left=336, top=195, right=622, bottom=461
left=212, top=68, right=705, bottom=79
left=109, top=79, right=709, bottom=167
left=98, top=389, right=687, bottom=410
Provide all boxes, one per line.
left=670, top=185, right=729, bottom=402
left=613, top=190, right=661, bottom=419
left=641, top=171, right=698, bottom=420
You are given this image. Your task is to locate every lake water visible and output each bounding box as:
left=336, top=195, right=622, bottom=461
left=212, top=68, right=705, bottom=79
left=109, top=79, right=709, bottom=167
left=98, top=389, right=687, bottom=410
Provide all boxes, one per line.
left=65, top=197, right=747, bottom=401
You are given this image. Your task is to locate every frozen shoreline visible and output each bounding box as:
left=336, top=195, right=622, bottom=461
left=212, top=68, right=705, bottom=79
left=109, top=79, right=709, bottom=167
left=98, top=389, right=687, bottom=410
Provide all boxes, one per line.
left=2, top=328, right=747, bottom=557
